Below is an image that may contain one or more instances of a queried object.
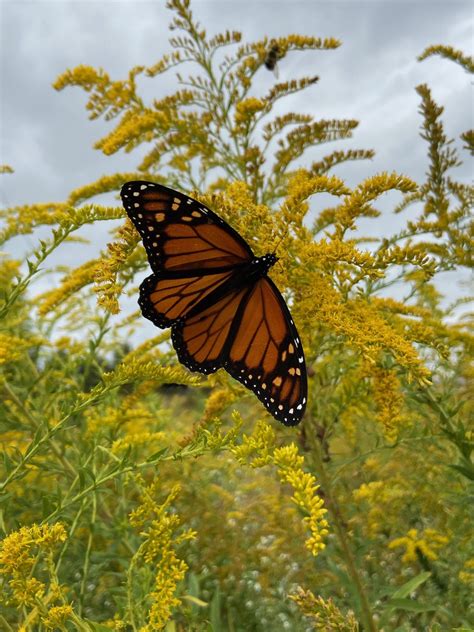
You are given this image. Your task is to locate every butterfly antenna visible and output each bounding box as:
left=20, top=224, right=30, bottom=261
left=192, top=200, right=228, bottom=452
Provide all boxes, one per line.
left=272, top=226, right=290, bottom=257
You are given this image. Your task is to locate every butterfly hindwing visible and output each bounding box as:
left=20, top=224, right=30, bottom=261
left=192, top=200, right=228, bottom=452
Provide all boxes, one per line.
left=226, top=277, right=307, bottom=426
left=121, top=181, right=253, bottom=272
left=138, top=269, right=237, bottom=329
left=171, top=285, right=251, bottom=375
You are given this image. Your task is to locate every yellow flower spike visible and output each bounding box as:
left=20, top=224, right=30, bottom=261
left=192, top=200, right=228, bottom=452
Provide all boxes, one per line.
left=0, top=201, right=70, bottom=245
left=128, top=479, right=196, bottom=630
left=203, top=387, right=237, bottom=421
left=232, top=419, right=277, bottom=468
left=273, top=445, right=329, bottom=556
left=53, top=63, right=143, bottom=122
left=234, top=97, right=267, bottom=127
left=418, top=44, right=474, bottom=73
left=93, top=219, right=141, bottom=313
left=38, top=259, right=100, bottom=315
left=290, top=587, right=359, bottom=631
left=0, top=333, right=44, bottom=365
left=9, top=576, right=46, bottom=606
left=371, top=368, right=406, bottom=441
left=67, top=172, right=150, bottom=206
left=389, top=528, right=450, bottom=564
left=0, top=523, right=67, bottom=610
left=41, top=604, right=74, bottom=630
left=459, top=559, right=474, bottom=585
left=334, top=172, right=417, bottom=236
left=231, top=423, right=328, bottom=556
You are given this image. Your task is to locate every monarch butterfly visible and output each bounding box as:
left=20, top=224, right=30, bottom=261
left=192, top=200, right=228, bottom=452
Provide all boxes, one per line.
left=121, top=181, right=307, bottom=426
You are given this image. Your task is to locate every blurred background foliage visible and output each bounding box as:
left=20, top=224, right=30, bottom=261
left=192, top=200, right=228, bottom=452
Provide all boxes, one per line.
left=0, top=1, right=472, bottom=630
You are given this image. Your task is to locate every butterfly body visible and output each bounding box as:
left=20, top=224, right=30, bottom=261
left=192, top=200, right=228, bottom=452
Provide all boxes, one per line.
left=121, top=181, right=307, bottom=426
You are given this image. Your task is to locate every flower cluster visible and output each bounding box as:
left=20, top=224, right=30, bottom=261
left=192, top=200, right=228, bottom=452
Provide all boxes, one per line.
left=289, top=587, right=359, bottom=631
left=129, top=479, right=196, bottom=629
left=0, top=523, right=68, bottom=615
left=389, top=528, right=450, bottom=563
left=0, top=1, right=471, bottom=628
left=232, top=421, right=329, bottom=556
left=94, top=219, right=140, bottom=313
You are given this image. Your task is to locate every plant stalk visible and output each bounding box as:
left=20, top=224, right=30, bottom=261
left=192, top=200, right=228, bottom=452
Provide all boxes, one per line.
left=310, top=434, right=378, bottom=632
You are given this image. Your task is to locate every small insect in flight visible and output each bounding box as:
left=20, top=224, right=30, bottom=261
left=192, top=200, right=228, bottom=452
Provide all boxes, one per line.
left=264, top=40, right=284, bottom=78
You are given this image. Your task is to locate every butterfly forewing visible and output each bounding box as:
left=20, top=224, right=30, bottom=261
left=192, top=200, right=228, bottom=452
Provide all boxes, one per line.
left=139, top=269, right=236, bottom=328
left=121, top=180, right=307, bottom=425
left=121, top=181, right=253, bottom=272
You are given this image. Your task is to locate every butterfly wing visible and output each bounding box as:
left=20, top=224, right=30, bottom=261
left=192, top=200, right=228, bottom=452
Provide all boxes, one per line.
left=173, top=275, right=307, bottom=425
left=121, top=181, right=307, bottom=425
left=226, top=277, right=307, bottom=426
left=138, top=269, right=242, bottom=329
left=121, top=181, right=253, bottom=273
left=172, top=285, right=251, bottom=374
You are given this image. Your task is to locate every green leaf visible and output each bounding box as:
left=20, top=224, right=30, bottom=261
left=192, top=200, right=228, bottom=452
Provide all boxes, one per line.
left=83, top=620, right=115, bottom=632
left=182, top=594, right=208, bottom=607
left=387, top=598, right=436, bottom=613
left=210, top=587, right=221, bottom=631
left=146, top=447, right=169, bottom=462
left=390, top=571, right=431, bottom=599
left=449, top=463, right=474, bottom=481
left=188, top=571, right=200, bottom=597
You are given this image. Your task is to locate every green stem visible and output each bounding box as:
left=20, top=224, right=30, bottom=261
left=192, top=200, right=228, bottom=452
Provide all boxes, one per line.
left=0, top=614, right=14, bottom=632
left=41, top=441, right=213, bottom=523
left=0, top=385, right=116, bottom=493
left=310, top=435, right=378, bottom=632
left=78, top=490, right=97, bottom=615
left=2, top=380, right=77, bottom=478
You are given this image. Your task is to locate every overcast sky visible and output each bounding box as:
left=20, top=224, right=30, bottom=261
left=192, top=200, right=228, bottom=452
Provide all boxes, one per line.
left=0, top=0, right=472, bottom=311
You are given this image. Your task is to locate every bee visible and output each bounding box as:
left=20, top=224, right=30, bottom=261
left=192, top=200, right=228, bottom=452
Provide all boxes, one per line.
left=264, top=41, right=284, bottom=78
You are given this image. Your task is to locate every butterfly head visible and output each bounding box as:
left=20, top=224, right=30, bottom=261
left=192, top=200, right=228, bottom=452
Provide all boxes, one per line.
left=253, top=253, right=278, bottom=276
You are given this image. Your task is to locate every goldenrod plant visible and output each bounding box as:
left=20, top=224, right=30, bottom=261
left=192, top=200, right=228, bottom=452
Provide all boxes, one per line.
left=1, top=1, right=472, bottom=630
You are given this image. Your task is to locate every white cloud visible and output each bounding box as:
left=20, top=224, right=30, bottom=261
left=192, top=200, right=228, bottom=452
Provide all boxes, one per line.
left=1, top=0, right=472, bottom=324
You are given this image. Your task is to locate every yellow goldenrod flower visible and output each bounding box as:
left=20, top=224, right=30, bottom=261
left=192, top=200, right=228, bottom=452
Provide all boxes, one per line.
left=290, top=587, right=359, bottom=631
left=234, top=97, right=267, bottom=126
left=459, top=559, right=474, bottom=585
left=232, top=422, right=328, bottom=556
left=202, top=387, right=237, bottom=421
left=38, top=259, right=100, bottom=315
left=94, top=219, right=140, bottom=314
left=371, top=368, right=405, bottom=441
left=0, top=333, right=42, bottom=365
left=129, top=480, right=196, bottom=630
left=273, top=444, right=329, bottom=555
left=389, top=528, right=450, bottom=563
left=0, top=523, right=67, bottom=575
left=9, top=576, right=45, bottom=606
left=0, top=523, right=67, bottom=611
left=418, top=44, right=474, bottom=73
left=41, top=604, right=74, bottom=629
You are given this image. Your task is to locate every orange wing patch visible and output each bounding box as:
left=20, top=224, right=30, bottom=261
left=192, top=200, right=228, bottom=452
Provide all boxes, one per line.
left=227, top=278, right=306, bottom=425
left=121, top=181, right=253, bottom=273
left=139, top=270, right=234, bottom=329
left=172, top=287, right=250, bottom=373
